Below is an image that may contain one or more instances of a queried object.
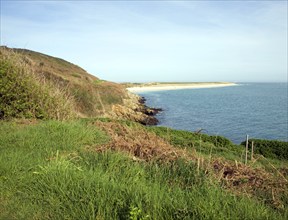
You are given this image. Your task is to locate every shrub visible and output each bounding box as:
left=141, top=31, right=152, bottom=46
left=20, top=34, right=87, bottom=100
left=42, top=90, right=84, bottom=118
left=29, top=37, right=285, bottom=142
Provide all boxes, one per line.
left=148, top=126, right=233, bottom=148
left=240, top=139, right=288, bottom=160
left=0, top=48, right=75, bottom=120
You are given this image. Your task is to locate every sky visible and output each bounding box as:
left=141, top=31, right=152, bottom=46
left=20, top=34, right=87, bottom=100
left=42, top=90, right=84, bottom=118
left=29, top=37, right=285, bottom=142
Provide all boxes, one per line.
left=1, top=0, right=287, bottom=83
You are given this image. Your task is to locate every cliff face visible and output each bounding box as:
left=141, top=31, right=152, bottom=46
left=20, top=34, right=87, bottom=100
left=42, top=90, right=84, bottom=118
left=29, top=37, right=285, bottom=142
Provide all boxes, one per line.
left=0, top=46, right=159, bottom=124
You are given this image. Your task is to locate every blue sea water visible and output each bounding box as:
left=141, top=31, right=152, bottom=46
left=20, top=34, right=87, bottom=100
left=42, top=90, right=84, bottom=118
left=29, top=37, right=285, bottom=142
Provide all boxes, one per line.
left=137, top=83, right=288, bottom=144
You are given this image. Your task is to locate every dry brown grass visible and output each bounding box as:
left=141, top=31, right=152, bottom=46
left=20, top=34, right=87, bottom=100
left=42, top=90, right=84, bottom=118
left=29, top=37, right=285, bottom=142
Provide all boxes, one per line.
left=89, top=120, right=288, bottom=209
left=11, top=47, right=98, bottom=84
left=212, top=157, right=288, bottom=209
left=91, top=120, right=193, bottom=162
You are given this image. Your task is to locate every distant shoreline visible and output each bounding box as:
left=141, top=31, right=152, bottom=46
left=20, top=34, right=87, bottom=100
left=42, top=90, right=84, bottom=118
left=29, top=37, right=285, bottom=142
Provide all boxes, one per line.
left=126, top=82, right=237, bottom=92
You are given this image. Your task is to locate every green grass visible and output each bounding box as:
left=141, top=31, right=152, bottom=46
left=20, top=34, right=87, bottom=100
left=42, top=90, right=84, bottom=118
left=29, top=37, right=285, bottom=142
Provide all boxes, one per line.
left=71, top=73, right=81, bottom=78
left=93, top=79, right=105, bottom=85
left=147, top=126, right=242, bottom=160
left=1, top=120, right=287, bottom=219
left=240, top=139, right=288, bottom=161
left=146, top=126, right=288, bottom=178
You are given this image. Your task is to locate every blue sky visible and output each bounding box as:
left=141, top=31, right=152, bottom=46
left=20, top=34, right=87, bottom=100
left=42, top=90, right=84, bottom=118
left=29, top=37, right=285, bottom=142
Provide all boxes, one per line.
left=1, top=0, right=287, bottom=82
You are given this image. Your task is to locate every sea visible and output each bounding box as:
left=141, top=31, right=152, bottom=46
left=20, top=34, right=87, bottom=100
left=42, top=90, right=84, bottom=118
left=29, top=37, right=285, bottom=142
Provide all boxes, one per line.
left=136, top=83, right=288, bottom=144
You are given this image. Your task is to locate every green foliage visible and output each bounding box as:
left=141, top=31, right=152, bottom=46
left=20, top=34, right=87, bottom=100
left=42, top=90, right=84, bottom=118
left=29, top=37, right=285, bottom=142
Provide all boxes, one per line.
left=148, top=126, right=233, bottom=148
left=146, top=126, right=246, bottom=161
left=0, top=57, right=44, bottom=119
left=93, top=79, right=105, bottom=85
left=71, top=82, right=124, bottom=116
left=241, top=139, right=288, bottom=160
left=0, top=50, right=75, bottom=120
left=95, top=83, right=124, bottom=105
left=72, top=86, right=102, bottom=115
left=1, top=120, right=286, bottom=219
left=147, top=126, right=236, bottom=158
left=129, top=206, right=149, bottom=220
left=71, top=72, right=81, bottom=78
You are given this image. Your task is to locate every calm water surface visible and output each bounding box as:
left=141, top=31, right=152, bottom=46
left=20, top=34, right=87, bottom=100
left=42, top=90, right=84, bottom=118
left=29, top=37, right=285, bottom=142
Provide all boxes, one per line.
left=137, top=83, right=288, bottom=143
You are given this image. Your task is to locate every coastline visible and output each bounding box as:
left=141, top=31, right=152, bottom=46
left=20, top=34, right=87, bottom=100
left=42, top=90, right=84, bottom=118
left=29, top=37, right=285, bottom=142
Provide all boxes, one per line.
left=126, top=82, right=237, bottom=92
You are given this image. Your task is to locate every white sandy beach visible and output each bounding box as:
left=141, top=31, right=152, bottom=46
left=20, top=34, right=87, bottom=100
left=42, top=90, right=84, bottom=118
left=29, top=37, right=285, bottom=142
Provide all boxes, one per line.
left=127, top=82, right=237, bottom=92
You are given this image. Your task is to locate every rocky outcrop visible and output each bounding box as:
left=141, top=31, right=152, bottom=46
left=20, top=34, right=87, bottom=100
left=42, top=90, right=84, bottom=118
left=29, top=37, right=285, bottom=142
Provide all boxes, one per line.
left=110, top=91, right=162, bottom=125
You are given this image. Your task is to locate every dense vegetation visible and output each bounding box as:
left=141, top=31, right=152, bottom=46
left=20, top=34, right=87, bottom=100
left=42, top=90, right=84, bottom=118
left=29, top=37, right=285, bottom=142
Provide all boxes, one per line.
left=0, top=46, right=128, bottom=119
left=241, top=139, right=288, bottom=161
left=147, top=126, right=240, bottom=160
left=0, top=48, right=75, bottom=120
left=1, top=120, right=287, bottom=219
left=149, top=126, right=233, bottom=148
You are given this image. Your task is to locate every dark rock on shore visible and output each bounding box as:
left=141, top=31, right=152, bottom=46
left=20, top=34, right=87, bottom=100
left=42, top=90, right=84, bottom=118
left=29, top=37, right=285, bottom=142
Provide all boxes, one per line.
left=139, top=97, right=146, bottom=104
left=143, top=107, right=163, bottom=116
left=136, top=97, right=162, bottom=125
left=111, top=93, right=162, bottom=126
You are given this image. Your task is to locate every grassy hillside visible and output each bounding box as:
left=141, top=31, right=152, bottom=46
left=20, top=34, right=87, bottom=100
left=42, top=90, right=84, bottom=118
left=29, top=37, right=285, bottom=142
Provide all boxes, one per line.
left=1, top=119, right=287, bottom=219
left=1, top=46, right=287, bottom=219
left=0, top=46, right=129, bottom=119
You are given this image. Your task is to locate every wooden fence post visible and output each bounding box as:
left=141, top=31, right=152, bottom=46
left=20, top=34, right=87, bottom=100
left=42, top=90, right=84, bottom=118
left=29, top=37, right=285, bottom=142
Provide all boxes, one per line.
left=245, top=135, right=249, bottom=165
left=251, top=141, right=254, bottom=160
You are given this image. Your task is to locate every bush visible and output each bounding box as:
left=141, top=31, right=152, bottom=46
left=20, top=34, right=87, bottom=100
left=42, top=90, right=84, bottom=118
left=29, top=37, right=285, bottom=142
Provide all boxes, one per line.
left=148, top=126, right=233, bottom=148
left=240, top=139, right=288, bottom=160
left=0, top=48, right=75, bottom=120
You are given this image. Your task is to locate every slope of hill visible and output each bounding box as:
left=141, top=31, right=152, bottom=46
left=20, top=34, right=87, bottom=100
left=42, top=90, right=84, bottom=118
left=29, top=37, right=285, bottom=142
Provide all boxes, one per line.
left=0, top=119, right=287, bottom=219
left=0, top=46, right=158, bottom=124
left=1, top=46, right=287, bottom=219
